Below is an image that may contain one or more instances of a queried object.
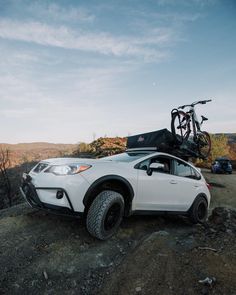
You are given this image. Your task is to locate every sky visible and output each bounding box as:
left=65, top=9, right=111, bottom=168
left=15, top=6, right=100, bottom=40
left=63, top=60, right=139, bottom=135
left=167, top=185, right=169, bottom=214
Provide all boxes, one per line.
left=0, top=0, right=236, bottom=143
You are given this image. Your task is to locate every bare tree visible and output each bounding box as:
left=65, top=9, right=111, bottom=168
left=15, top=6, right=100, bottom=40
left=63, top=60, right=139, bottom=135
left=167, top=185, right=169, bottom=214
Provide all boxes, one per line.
left=0, top=148, right=12, bottom=207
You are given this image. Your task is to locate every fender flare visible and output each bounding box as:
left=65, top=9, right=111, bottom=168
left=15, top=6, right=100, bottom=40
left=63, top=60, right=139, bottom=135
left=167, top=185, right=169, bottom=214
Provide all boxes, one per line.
left=83, top=174, right=135, bottom=207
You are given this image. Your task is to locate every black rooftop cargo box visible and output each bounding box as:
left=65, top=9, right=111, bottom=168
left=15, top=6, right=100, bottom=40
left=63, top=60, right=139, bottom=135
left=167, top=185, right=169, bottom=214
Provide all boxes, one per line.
left=127, top=128, right=174, bottom=151
left=127, top=128, right=201, bottom=160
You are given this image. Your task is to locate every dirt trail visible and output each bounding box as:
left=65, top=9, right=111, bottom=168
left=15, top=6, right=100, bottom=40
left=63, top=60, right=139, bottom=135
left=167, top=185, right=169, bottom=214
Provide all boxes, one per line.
left=101, top=214, right=236, bottom=295
left=203, top=169, right=236, bottom=209
left=0, top=170, right=236, bottom=295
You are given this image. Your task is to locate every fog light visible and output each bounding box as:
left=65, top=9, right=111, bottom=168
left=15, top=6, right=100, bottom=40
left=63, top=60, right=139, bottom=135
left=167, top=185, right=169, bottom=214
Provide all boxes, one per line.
left=56, top=190, right=64, bottom=199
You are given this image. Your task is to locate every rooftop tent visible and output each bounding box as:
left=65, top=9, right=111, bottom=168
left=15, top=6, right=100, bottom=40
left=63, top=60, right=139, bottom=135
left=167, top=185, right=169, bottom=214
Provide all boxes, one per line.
left=127, top=128, right=175, bottom=151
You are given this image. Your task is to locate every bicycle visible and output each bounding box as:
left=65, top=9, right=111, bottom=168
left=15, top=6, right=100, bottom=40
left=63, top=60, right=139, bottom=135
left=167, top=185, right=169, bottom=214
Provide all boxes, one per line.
left=171, top=99, right=212, bottom=158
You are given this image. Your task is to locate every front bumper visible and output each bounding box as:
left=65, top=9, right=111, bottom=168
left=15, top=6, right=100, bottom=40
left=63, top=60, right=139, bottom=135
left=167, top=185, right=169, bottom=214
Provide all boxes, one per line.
left=20, top=173, right=83, bottom=217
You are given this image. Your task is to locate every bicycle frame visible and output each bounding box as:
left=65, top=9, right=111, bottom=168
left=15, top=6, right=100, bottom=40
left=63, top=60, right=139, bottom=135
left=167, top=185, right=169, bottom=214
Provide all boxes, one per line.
left=178, top=99, right=211, bottom=139
left=171, top=99, right=212, bottom=158
left=187, top=107, right=201, bottom=139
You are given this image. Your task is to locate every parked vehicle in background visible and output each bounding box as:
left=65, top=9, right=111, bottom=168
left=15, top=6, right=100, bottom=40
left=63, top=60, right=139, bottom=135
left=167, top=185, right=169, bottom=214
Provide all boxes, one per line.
left=211, top=157, right=233, bottom=174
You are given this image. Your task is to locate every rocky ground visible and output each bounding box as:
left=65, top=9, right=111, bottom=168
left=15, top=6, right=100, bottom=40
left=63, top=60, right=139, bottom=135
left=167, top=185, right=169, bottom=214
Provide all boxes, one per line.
left=0, top=170, right=235, bottom=295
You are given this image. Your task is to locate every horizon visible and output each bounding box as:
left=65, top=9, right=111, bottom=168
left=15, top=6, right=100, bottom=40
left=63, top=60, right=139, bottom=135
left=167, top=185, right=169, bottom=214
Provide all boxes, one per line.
left=0, top=131, right=236, bottom=145
left=0, top=0, right=236, bottom=143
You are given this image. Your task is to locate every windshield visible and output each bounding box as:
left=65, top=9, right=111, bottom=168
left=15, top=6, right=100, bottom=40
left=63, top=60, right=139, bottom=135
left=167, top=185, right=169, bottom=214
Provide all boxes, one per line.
left=101, top=152, right=152, bottom=162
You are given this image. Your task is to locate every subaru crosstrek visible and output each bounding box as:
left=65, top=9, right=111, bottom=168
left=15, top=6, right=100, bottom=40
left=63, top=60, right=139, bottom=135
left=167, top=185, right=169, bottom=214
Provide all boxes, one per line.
left=20, top=150, right=211, bottom=240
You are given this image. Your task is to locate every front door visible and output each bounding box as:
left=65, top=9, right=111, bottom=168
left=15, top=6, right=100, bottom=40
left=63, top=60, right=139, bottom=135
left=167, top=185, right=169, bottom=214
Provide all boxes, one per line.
left=135, top=156, right=174, bottom=211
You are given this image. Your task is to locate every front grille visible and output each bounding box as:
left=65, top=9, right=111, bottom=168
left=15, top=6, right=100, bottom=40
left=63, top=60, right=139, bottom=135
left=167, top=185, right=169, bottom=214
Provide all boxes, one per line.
left=33, top=163, right=48, bottom=173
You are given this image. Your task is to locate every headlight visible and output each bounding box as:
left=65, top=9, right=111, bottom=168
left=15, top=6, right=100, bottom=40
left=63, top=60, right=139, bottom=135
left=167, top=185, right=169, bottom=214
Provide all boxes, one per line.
left=45, top=164, right=91, bottom=175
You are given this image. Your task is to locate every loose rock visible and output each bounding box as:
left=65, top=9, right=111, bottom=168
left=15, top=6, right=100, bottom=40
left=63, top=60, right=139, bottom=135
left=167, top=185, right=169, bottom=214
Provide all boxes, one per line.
left=43, top=270, right=48, bottom=280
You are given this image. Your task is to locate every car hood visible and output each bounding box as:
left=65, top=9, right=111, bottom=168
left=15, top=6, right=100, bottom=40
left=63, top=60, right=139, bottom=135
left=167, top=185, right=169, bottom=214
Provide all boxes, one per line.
left=41, top=157, right=124, bottom=166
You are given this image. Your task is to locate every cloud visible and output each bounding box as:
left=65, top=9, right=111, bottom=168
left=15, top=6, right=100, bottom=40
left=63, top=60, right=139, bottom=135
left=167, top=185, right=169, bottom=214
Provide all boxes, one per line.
left=148, top=12, right=203, bottom=23
left=28, top=3, right=95, bottom=23
left=0, top=107, right=36, bottom=119
left=0, top=61, right=131, bottom=110
left=156, top=0, right=217, bottom=7
left=0, top=50, right=39, bottom=67
left=0, top=19, right=172, bottom=61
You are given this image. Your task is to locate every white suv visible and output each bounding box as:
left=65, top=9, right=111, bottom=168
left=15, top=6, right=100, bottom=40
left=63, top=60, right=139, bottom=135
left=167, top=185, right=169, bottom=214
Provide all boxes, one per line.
left=20, top=150, right=211, bottom=240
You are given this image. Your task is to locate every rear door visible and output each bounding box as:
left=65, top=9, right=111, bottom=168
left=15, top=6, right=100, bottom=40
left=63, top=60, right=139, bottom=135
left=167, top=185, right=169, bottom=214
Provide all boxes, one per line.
left=168, top=159, right=201, bottom=211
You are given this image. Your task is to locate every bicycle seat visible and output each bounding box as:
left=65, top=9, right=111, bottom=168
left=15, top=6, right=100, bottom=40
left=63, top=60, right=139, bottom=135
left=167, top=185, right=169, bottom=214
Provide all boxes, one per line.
left=201, top=115, right=208, bottom=121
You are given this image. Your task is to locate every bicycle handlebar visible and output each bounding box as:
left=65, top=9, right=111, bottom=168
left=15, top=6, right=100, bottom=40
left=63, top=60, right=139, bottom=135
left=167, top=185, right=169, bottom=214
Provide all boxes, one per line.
left=178, top=99, right=212, bottom=109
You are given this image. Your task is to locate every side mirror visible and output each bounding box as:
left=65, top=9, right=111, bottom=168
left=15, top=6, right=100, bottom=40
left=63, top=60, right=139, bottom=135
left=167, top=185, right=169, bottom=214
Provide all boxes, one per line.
left=147, top=163, right=165, bottom=176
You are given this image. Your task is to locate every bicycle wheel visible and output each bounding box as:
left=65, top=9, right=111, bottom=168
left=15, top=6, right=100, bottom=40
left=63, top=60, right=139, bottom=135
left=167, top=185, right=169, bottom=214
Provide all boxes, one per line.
left=197, top=131, right=211, bottom=158
left=171, top=110, right=190, bottom=144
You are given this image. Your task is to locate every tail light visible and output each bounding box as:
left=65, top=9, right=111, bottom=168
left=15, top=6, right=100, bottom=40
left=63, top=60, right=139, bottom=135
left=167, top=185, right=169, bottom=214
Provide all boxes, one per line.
left=206, top=182, right=211, bottom=190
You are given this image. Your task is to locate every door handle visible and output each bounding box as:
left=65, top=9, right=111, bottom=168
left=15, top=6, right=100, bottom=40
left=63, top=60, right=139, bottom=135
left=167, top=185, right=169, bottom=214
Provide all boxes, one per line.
left=170, top=180, right=177, bottom=184
left=194, top=185, right=199, bottom=187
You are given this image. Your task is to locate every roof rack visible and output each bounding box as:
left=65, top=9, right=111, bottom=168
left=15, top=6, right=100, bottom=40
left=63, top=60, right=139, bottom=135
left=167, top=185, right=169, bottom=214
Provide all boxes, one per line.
left=126, top=147, right=157, bottom=152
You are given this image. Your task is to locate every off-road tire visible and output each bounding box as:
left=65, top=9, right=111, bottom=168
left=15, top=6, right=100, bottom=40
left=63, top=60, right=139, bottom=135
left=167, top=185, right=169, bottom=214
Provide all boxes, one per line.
left=189, top=196, right=208, bottom=224
left=86, top=190, right=124, bottom=240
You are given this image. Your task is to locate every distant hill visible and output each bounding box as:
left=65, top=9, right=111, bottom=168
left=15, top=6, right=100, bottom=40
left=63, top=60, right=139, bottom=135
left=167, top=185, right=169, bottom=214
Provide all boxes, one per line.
left=225, top=134, right=236, bottom=144
left=1, top=132, right=236, bottom=168
left=0, top=142, right=77, bottom=167
left=0, top=142, right=77, bottom=151
left=216, top=133, right=236, bottom=144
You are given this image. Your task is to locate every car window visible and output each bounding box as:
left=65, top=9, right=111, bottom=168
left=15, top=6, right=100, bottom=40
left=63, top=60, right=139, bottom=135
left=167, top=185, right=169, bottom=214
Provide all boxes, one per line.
left=136, top=156, right=171, bottom=174
left=138, top=159, right=150, bottom=171
left=174, top=160, right=200, bottom=180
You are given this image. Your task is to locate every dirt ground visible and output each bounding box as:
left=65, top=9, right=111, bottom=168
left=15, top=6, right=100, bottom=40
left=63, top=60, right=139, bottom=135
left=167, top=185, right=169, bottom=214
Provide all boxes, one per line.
left=0, top=170, right=236, bottom=295
left=203, top=169, right=236, bottom=209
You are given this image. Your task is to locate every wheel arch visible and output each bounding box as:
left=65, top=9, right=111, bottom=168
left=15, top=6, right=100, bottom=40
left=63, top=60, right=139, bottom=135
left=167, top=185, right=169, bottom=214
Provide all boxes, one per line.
left=83, top=175, right=134, bottom=217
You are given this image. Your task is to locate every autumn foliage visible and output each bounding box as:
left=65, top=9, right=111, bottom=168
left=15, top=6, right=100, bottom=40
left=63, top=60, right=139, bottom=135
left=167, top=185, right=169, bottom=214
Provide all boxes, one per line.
left=73, top=137, right=127, bottom=157
left=90, top=137, right=127, bottom=157
left=209, top=134, right=230, bottom=161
